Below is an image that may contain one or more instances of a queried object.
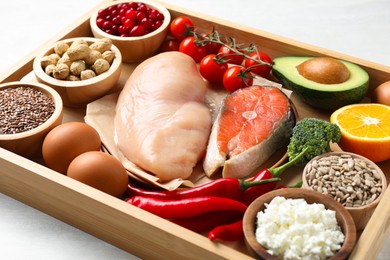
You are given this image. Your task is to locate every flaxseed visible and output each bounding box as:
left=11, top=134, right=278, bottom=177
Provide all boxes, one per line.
left=0, top=86, right=55, bottom=134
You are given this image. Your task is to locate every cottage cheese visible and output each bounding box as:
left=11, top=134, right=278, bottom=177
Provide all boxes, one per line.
left=255, top=196, right=345, bottom=260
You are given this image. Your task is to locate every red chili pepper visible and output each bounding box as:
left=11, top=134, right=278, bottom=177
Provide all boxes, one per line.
left=241, top=168, right=278, bottom=205
left=241, top=151, right=307, bottom=205
left=208, top=219, right=244, bottom=241
left=126, top=196, right=248, bottom=219
left=126, top=177, right=280, bottom=201
left=170, top=210, right=243, bottom=233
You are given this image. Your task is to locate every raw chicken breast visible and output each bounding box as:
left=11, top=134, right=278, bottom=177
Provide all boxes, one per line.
left=114, top=52, right=212, bottom=182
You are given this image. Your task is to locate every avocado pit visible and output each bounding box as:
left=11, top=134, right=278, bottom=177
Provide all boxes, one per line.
left=296, top=57, right=350, bottom=84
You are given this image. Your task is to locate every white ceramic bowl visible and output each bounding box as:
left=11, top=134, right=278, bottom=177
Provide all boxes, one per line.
left=90, top=0, right=171, bottom=63
left=0, top=81, right=63, bottom=158
left=33, top=37, right=122, bottom=107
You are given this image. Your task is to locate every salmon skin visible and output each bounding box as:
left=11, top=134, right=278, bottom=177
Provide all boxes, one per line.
left=203, top=85, right=295, bottom=179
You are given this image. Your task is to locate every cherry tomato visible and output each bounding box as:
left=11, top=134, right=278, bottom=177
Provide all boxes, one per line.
left=170, top=16, right=194, bottom=41
left=199, top=54, right=228, bottom=83
left=206, top=41, right=222, bottom=54
left=159, top=39, right=180, bottom=52
left=179, top=36, right=207, bottom=63
left=200, top=32, right=221, bottom=54
left=222, top=66, right=253, bottom=92
left=244, top=52, right=273, bottom=77
left=218, top=46, right=244, bottom=65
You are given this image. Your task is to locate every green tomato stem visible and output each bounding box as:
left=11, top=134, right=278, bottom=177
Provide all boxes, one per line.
left=192, top=30, right=272, bottom=67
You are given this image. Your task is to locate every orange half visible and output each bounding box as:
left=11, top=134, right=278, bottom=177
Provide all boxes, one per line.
left=330, top=103, right=390, bottom=162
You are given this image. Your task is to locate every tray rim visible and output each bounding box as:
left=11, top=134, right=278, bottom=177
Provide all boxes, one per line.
left=0, top=0, right=390, bottom=259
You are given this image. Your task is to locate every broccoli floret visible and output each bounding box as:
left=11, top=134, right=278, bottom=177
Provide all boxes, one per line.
left=270, top=118, right=341, bottom=177
left=287, top=118, right=341, bottom=166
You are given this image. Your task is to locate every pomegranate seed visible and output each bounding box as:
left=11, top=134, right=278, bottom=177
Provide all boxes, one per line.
left=123, top=18, right=135, bottom=29
left=112, top=16, right=122, bottom=25
left=129, top=25, right=145, bottom=36
left=111, top=25, right=119, bottom=35
left=129, top=2, right=138, bottom=9
left=155, top=12, right=164, bottom=21
left=107, top=5, right=117, bottom=14
left=148, top=9, right=159, bottom=20
left=118, top=8, right=126, bottom=16
left=120, top=15, right=127, bottom=24
left=125, top=9, right=137, bottom=20
left=103, top=20, right=114, bottom=31
left=96, top=18, right=105, bottom=28
left=137, top=3, right=147, bottom=13
left=152, top=20, right=162, bottom=30
left=110, top=9, right=118, bottom=17
left=96, top=2, right=164, bottom=37
left=97, top=9, right=108, bottom=19
left=135, top=11, right=146, bottom=22
left=118, top=25, right=127, bottom=35
left=140, top=18, right=153, bottom=31
left=105, top=29, right=114, bottom=35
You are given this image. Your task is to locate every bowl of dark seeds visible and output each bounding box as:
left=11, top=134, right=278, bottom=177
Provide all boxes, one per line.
left=302, top=152, right=387, bottom=231
left=0, top=81, right=63, bottom=158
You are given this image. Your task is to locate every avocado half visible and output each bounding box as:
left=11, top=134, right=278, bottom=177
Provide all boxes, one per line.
left=272, top=56, right=369, bottom=110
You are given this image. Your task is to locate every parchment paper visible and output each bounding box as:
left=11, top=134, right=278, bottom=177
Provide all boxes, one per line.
left=84, top=76, right=291, bottom=191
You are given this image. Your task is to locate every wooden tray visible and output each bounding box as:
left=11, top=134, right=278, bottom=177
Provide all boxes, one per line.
left=1, top=0, right=390, bottom=259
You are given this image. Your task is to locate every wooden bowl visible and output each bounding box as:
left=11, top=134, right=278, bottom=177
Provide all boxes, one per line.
left=33, top=37, right=122, bottom=107
left=243, top=188, right=356, bottom=259
left=89, top=0, right=171, bottom=63
left=302, top=152, right=387, bottom=231
left=0, top=81, right=63, bottom=158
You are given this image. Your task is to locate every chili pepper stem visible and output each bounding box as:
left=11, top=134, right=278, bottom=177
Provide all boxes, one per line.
left=240, top=177, right=280, bottom=191
left=270, top=147, right=310, bottom=177
left=288, top=180, right=303, bottom=188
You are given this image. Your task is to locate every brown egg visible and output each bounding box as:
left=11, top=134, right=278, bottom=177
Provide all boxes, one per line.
left=373, top=81, right=390, bottom=106
left=42, top=122, right=101, bottom=174
left=67, top=151, right=129, bottom=197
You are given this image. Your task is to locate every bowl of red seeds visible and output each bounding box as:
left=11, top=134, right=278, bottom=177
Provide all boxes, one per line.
left=0, top=81, right=63, bottom=158
left=90, top=0, right=171, bottom=63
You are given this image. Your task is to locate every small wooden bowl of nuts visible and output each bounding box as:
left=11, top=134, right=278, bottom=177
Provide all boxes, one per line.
left=33, top=37, right=122, bottom=107
left=0, top=81, right=63, bottom=158
left=89, top=0, right=171, bottom=63
left=243, top=188, right=357, bottom=259
left=302, top=152, right=387, bottom=231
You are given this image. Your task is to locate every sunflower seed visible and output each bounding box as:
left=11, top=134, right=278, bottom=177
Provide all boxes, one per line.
left=305, top=154, right=383, bottom=207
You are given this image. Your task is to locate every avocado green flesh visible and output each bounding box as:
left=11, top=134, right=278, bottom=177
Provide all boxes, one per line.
left=272, top=56, right=369, bottom=110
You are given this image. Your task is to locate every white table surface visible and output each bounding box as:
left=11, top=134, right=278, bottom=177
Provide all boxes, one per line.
left=1, top=0, right=389, bottom=259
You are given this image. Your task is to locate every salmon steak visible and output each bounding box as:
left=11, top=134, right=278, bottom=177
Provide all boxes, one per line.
left=203, top=85, right=295, bottom=179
